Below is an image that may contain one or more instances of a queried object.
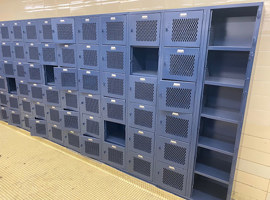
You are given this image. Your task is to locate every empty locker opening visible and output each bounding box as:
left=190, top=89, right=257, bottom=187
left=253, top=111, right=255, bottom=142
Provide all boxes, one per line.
left=44, top=65, right=56, bottom=85
left=105, top=121, right=125, bottom=147
left=7, top=78, right=17, bottom=94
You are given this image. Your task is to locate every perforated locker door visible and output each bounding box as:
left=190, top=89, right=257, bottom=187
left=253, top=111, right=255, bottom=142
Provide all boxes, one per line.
left=23, top=20, right=39, bottom=42
left=2, top=60, right=15, bottom=77
left=46, top=106, right=62, bottom=125
left=127, top=151, right=154, bottom=182
left=0, top=22, right=11, bottom=41
left=129, top=13, right=161, bottom=46
left=77, top=44, right=99, bottom=70
left=127, top=127, right=155, bottom=157
left=102, top=142, right=126, bottom=170
left=101, top=45, right=127, bottom=74
left=61, top=90, right=79, bottom=111
left=58, top=44, right=77, bottom=68
left=48, top=123, right=64, bottom=145
left=0, top=106, right=9, bottom=122
left=21, top=112, right=32, bottom=131
left=52, top=18, right=75, bottom=43
left=0, top=92, right=8, bottom=106
left=162, top=47, right=199, bottom=82
left=158, top=111, right=192, bottom=143
left=80, top=135, right=101, bottom=160
left=1, top=42, right=13, bottom=60
left=101, top=14, right=127, bottom=45
left=11, top=21, right=24, bottom=41
left=102, top=97, right=126, bottom=125
left=19, top=97, right=33, bottom=115
left=39, top=19, right=53, bottom=43
left=102, top=72, right=126, bottom=99
left=30, top=84, right=44, bottom=102
left=61, top=110, right=80, bottom=132
left=8, top=94, right=19, bottom=110
left=17, top=80, right=29, bottom=97
left=41, top=43, right=58, bottom=65
left=79, top=93, right=100, bottom=117
left=13, top=42, right=26, bottom=61
left=63, top=131, right=80, bottom=152
left=164, top=10, right=203, bottom=47
left=54, top=68, right=78, bottom=90
left=129, top=75, right=157, bottom=105
left=159, top=80, right=195, bottom=113
left=33, top=102, right=46, bottom=119
left=15, top=62, right=27, bottom=80
left=25, top=43, right=41, bottom=63
left=76, top=16, right=99, bottom=44
left=156, top=136, right=189, bottom=170
left=8, top=109, right=21, bottom=127
left=82, top=114, right=102, bottom=138
left=30, top=119, right=48, bottom=138
left=44, top=86, right=61, bottom=107
left=27, top=63, right=44, bottom=84
left=78, top=69, right=100, bottom=94
left=128, top=102, right=156, bottom=132
left=0, top=76, right=7, bottom=92
left=154, top=161, right=187, bottom=197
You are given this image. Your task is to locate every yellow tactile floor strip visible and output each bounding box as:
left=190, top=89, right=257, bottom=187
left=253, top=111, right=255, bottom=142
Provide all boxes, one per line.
left=0, top=122, right=183, bottom=200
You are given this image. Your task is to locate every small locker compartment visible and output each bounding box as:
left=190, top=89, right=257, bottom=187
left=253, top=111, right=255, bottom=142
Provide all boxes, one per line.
left=0, top=106, right=9, bottom=122
left=127, top=127, right=154, bottom=157
left=2, top=60, right=15, bottom=77
left=61, top=90, right=79, bottom=111
left=81, top=114, right=102, bottom=139
left=54, top=67, right=78, bottom=90
left=156, top=136, right=189, bottom=170
left=104, top=121, right=126, bottom=147
left=11, top=21, right=24, bottom=41
left=0, top=22, right=11, bottom=41
left=102, top=97, right=126, bottom=125
left=164, top=10, right=203, bottom=47
left=76, top=16, right=99, bottom=44
left=77, top=44, right=99, bottom=70
left=26, top=63, right=44, bottom=84
left=101, top=45, right=127, bottom=73
left=46, top=106, right=62, bottom=125
left=52, top=18, right=75, bottom=43
left=102, top=142, right=126, bottom=170
left=44, top=65, right=57, bottom=86
left=58, top=44, right=77, bottom=68
left=129, top=12, right=161, bottom=46
left=80, top=134, right=101, bottom=160
left=13, top=42, right=26, bottom=61
left=0, top=76, right=7, bottom=92
left=25, top=43, right=41, bottom=63
left=8, top=94, right=19, bottom=110
left=101, top=14, right=127, bottom=45
left=23, top=20, right=39, bottom=42
left=1, top=42, right=13, bottom=60
left=41, top=43, right=58, bottom=65
left=44, top=86, right=61, bottom=107
left=7, top=77, right=17, bottom=94
left=102, top=72, right=126, bottom=99
left=0, top=91, right=8, bottom=106
left=128, top=102, right=156, bottom=133
left=39, top=19, right=53, bottom=43
left=162, top=47, right=199, bottom=82
left=158, top=80, right=195, bottom=113
left=33, top=101, right=46, bottom=119
left=8, top=109, right=21, bottom=127
left=127, top=151, right=154, bottom=182
left=78, top=69, right=100, bottom=94
left=63, top=130, right=81, bottom=152
left=154, top=161, right=187, bottom=197
left=79, top=93, right=100, bottom=117
left=48, top=123, right=64, bottom=145
left=19, top=97, right=33, bottom=115
left=30, top=119, right=48, bottom=138
left=60, top=110, right=80, bottom=132
left=157, top=111, right=192, bottom=143
left=129, top=75, right=157, bottom=105
left=21, top=112, right=32, bottom=131
left=30, top=83, right=44, bottom=102
left=15, top=62, right=27, bottom=80
left=17, top=80, right=30, bottom=97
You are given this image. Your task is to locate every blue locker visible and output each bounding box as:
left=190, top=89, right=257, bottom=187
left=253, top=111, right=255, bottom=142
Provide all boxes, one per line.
left=1, top=42, right=13, bottom=60
left=41, top=43, right=58, bottom=65
left=54, top=67, right=78, bottom=90
left=15, top=62, right=27, bottom=80
left=101, top=14, right=127, bottom=45
left=162, top=47, right=199, bottom=82
left=13, top=42, right=26, bottom=61
left=44, top=85, right=61, bottom=107
left=8, top=109, right=21, bottom=127
left=26, top=63, right=44, bottom=84
left=58, top=44, right=77, bottom=68
left=8, top=94, right=19, bottom=110
left=102, top=97, right=126, bottom=125
left=21, top=112, right=32, bottom=131
left=33, top=101, right=46, bottom=119
left=129, top=75, right=157, bottom=105
left=0, top=75, right=7, bottom=92
left=76, top=16, right=100, bottom=44
left=38, top=19, right=53, bottom=43
left=79, top=93, right=100, bottom=117
left=2, top=60, right=15, bottom=77
left=129, top=12, right=161, bottom=46
left=29, top=119, right=48, bottom=138
left=77, top=44, right=99, bottom=70
left=19, top=97, right=33, bottom=115
left=164, top=10, right=203, bottom=47
left=25, top=43, right=41, bottom=63
left=11, top=21, right=24, bottom=41
left=61, top=90, right=79, bottom=111
left=23, top=20, right=40, bottom=42
left=81, top=113, right=102, bottom=139
left=52, top=18, right=75, bottom=43
left=0, top=91, right=8, bottom=106
left=30, top=83, right=44, bottom=102
left=0, top=22, right=11, bottom=41
left=17, top=80, right=30, bottom=97
left=78, top=69, right=100, bottom=94
left=0, top=106, right=9, bottom=122
left=158, top=80, right=195, bottom=113
left=80, top=135, right=101, bottom=160
left=101, top=45, right=127, bottom=73
left=60, top=110, right=80, bottom=132
left=46, top=105, right=62, bottom=125
left=63, top=130, right=81, bottom=152
left=48, top=123, right=64, bottom=145
left=128, top=102, right=156, bottom=133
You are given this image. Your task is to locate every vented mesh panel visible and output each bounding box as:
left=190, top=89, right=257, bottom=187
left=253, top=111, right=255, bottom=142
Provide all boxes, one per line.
left=29, top=46, right=39, bottom=60
left=85, top=97, right=99, bottom=114
left=24, top=116, right=30, bottom=128
left=31, top=87, right=43, bottom=99
left=83, top=50, right=97, bottom=66
left=64, top=115, right=78, bottom=129
left=1, top=110, right=8, bottom=119
left=19, top=84, right=28, bottom=96
left=85, top=140, right=99, bottom=156
left=0, top=94, right=7, bottom=105
left=15, top=46, right=24, bottom=59
left=134, top=109, right=153, bottom=128
left=107, top=78, right=124, bottom=96
left=49, top=109, right=60, bottom=123
left=164, top=143, right=186, bottom=165
left=57, top=24, right=73, bottom=40
left=108, top=148, right=123, bottom=165
left=82, top=75, right=98, bottom=91
left=169, top=54, right=195, bottom=77
left=68, top=133, right=79, bottom=147
left=2, top=46, right=11, bottom=58
left=11, top=113, right=20, bottom=125
left=4, top=64, right=14, bottom=76
left=13, top=26, right=22, bottom=39
left=42, top=48, right=56, bottom=62
left=52, top=127, right=62, bottom=140
left=1, top=27, right=9, bottom=39
left=22, top=101, right=31, bottom=112
left=86, top=119, right=99, bottom=136
left=36, top=123, right=46, bottom=135
left=135, top=82, right=154, bottom=102
left=107, top=103, right=123, bottom=121
left=61, top=73, right=76, bottom=87
left=166, top=88, right=192, bottom=109
left=0, top=79, right=5, bottom=89
left=133, top=157, right=151, bottom=177
left=106, top=22, right=124, bottom=41
left=26, top=25, right=37, bottom=39
left=107, top=51, right=124, bottom=70
left=171, top=18, right=199, bottom=42
left=65, top=93, right=77, bottom=109
left=82, top=23, right=97, bottom=41
left=134, top=134, right=152, bottom=153
left=35, top=104, right=45, bottom=118
left=165, top=116, right=189, bottom=138
left=29, top=68, right=41, bottom=81
left=46, top=90, right=59, bottom=104
left=136, top=20, right=157, bottom=42
left=162, top=168, right=184, bottom=191
left=42, top=24, right=53, bottom=40
left=17, top=65, right=25, bottom=77
left=62, top=48, right=75, bottom=64
left=9, top=97, right=18, bottom=109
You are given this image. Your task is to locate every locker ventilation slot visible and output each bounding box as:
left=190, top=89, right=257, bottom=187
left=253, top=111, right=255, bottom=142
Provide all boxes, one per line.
left=42, top=24, right=53, bottom=40
left=29, top=68, right=41, bottom=81
left=83, top=50, right=97, bottom=66
left=64, top=115, right=78, bottom=129
left=22, top=101, right=31, bottom=112
left=61, top=73, right=76, bottom=87
left=85, top=97, right=99, bottom=114
left=106, top=22, right=124, bottom=41
left=46, top=90, right=59, bottom=104
left=82, top=23, right=96, bottom=40
left=26, top=25, right=37, bottom=39
left=68, top=133, right=79, bottom=147
left=107, top=103, right=123, bottom=121
left=62, top=49, right=75, bottom=64
left=83, top=75, right=98, bottom=91
left=2, top=46, right=11, bottom=58
left=86, top=119, right=99, bottom=136
left=57, top=24, right=73, bottom=40
left=134, top=109, right=153, bottom=128
left=49, top=109, right=60, bottom=123
left=36, top=123, right=46, bottom=135
left=133, top=134, right=152, bottom=153
left=136, top=20, right=157, bottom=42
left=107, top=78, right=124, bottom=96
left=107, top=51, right=124, bottom=70
left=162, top=168, right=184, bottom=191
left=85, top=141, right=99, bottom=156
left=135, top=82, right=154, bottom=102
left=133, top=157, right=151, bottom=177
left=65, top=93, right=77, bottom=109
left=165, top=116, right=189, bottom=138
left=170, top=54, right=195, bottom=77
left=172, top=18, right=199, bottom=42
left=52, top=127, right=62, bottom=140
left=29, top=47, right=39, bottom=60
left=164, top=143, right=186, bottom=165
left=108, top=148, right=123, bottom=165
left=4, top=64, right=14, bottom=76
left=15, top=46, right=24, bottom=59
left=166, top=88, right=191, bottom=109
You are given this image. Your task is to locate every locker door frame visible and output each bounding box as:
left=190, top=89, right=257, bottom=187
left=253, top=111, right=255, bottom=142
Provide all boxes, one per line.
left=46, top=105, right=62, bottom=125
left=44, top=85, right=61, bottom=107
left=26, top=63, right=44, bottom=84
left=38, top=19, right=54, bottom=43
left=79, top=93, right=101, bottom=117
left=60, top=110, right=81, bottom=132
left=30, top=83, right=45, bottom=102
left=78, top=69, right=100, bottom=94
left=10, top=21, right=25, bottom=42
left=2, top=60, right=16, bottom=77
left=13, top=42, right=26, bottom=61
left=77, top=44, right=100, bottom=70
left=17, top=80, right=30, bottom=98
left=81, top=113, right=102, bottom=139
left=48, top=123, right=64, bottom=145
left=23, top=20, right=40, bottom=43
left=60, top=90, right=80, bottom=111
left=25, top=42, right=41, bottom=63
left=58, top=44, right=77, bottom=68
left=54, top=67, right=78, bottom=90
left=1, top=42, right=14, bottom=60
left=0, top=22, right=11, bottom=41
left=80, top=135, right=102, bottom=160
left=8, top=109, right=21, bottom=127
left=30, top=119, right=48, bottom=138
left=52, top=18, right=76, bottom=44
left=41, top=43, right=58, bottom=65
left=19, top=97, right=34, bottom=115
left=63, top=130, right=81, bottom=152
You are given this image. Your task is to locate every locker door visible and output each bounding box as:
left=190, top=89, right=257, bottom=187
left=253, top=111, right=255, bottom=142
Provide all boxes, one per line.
left=80, top=135, right=102, bottom=160
left=8, top=94, right=19, bottom=110
left=102, top=72, right=126, bottom=99
left=44, top=86, right=61, bottom=107
left=25, top=43, right=41, bottom=63
left=102, top=97, right=126, bottom=124
left=19, top=97, right=33, bottom=115
left=82, top=114, right=102, bottom=139
left=61, top=90, right=79, bottom=111
left=2, top=60, right=15, bottom=77
left=0, top=76, right=7, bottom=92
left=33, top=102, right=46, bottom=119
left=41, top=43, right=58, bottom=65
left=1, top=42, right=13, bottom=60
left=15, top=62, right=27, bottom=80
left=52, top=18, right=75, bottom=43
left=23, top=20, right=39, bottom=42
left=58, top=44, right=77, bottom=68
left=21, top=112, right=32, bottom=131
left=79, top=93, right=101, bottom=117
left=77, top=44, right=99, bottom=70
left=76, top=16, right=99, bottom=44
left=54, top=68, right=78, bottom=90
left=11, top=21, right=24, bottom=41
left=13, top=42, right=26, bottom=61
left=30, top=83, right=44, bottom=102
left=78, top=69, right=100, bottom=94
left=61, top=110, right=80, bottom=132
left=0, top=22, right=11, bottom=41
left=30, top=119, right=48, bottom=138
left=0, top=106, right=9, bottom=122
left=63, top=131, right=81, bottom=152
left=46, top=106, right=62, bottom=125
left=39, top=19, right=53, bottom=43
left=8, top=109, right=21, bottom=127
left=17, top=80, right=30, bottom=97
left=48, top=123, right=64, bottom=145
left=27, top=63, right=44, bottom=84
